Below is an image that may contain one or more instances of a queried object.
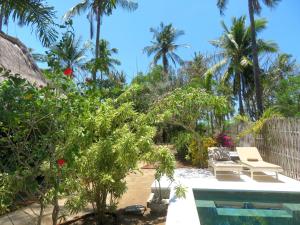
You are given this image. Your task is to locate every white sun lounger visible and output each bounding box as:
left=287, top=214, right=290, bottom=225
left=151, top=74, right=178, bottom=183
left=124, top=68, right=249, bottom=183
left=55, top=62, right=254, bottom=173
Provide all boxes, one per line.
left=236, top=147, right=283, bottom=180
left=208, top=147, right=244, bottom=177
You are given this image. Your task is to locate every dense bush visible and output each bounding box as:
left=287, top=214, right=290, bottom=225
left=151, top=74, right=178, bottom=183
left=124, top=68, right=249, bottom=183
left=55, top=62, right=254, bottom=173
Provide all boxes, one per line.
left=171, top=132, right=192, bottom=158
left=0, top=72, right=81, bottom=224
left=64, top=100, right=166, bottom=223
left=0, top=70, right=175, bottom=225
left=188, top=137, right=216, bottom=168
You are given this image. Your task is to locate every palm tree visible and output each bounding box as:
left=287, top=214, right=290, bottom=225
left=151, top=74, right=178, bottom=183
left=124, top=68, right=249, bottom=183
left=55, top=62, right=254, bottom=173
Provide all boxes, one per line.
left=143, top=23, right=188, bottom=78
left=216, top=0, right=281, bottom=117
left=85, top=39, right=121, bottom=80
left=50, top=33, right=87, bottom=70
left=64, top=0, right=138, bottom=81
left=34, top=32, right=88, bottom=78
left=210, top=16, right=277, bottom=116
left=0, top=0, right=57, bottom=47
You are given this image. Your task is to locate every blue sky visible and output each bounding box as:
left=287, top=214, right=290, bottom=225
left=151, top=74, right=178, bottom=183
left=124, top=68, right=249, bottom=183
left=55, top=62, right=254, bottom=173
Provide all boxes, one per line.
left=6, top=0, right=300, bottom=81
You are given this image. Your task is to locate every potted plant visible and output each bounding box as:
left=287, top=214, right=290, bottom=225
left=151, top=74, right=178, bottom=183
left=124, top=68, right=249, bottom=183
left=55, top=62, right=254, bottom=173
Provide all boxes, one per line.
left=146, top=146, right=175, bottom=214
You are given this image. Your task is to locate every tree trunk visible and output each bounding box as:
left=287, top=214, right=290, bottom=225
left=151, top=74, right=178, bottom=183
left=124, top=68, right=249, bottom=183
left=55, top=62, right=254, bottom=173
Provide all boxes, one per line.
left=248, top=0, right=264, bottom=117
left=210, top=112, right=214, bottom=135
left=162, top=53, right=169, bottom=79
left=37, top=198, right=45, bottom=225
left=0, top=5, right=4, bottom=32
left=95, top=187, right=107, bottom=225
left=238, top=73, right=245, bottom=115
left=52, top=177, right=60, bottom=225
left=52, top=196, right=59, bottom=225
left=94, top=5, right=102, bottom=82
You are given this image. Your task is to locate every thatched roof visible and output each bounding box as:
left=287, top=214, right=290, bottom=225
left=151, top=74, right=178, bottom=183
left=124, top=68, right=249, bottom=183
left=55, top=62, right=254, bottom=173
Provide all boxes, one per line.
left=0, top=32, right=47, bottom=86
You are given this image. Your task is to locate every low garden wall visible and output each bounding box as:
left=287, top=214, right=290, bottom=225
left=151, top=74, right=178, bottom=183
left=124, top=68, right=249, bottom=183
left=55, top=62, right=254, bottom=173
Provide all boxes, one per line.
left=230, top=118, right=300, bottom=180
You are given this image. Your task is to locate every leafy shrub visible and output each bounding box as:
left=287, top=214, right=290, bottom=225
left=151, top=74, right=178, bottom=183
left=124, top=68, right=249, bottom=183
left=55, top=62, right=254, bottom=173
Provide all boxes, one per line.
left=171, top=132, right=192, bottom=158
left=64, top=99, right=175, bottom=223
left=0, top=174, right=14, bottom=215
left=0, top=71, right=89, bottom=224
left=202, top=137, right=217, bottom=149
left=188, top=137, right=216, bottom=168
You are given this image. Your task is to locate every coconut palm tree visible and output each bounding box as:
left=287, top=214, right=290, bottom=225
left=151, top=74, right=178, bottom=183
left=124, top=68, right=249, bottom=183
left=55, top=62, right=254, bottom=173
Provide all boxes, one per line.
left=34, top=31, right=88, bottom=79
left=216, top=0, right=281, bottom=117
left=49, top=33, right=87, bottom=70
left=85, top=39, right=121, bottom=80
left=0, top=0, right=57, bottom=47
left=64, top=0, right=138, bottom=81
left=143, top=23, right=188, bottom=78
left=210, top=16, right=277, bottom=116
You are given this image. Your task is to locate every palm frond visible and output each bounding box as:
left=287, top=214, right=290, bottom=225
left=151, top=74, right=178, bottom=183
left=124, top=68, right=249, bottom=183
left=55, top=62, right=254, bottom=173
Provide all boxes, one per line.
left=240, top=56, right=252, bottom=67
left=87, top=11, right=95, bottom=39
left=210, top=39, right=222, bottom=48
left=204, top=58, right=228, bottom=78
left=257, top=40, right=278, bottom=53
left=116, top=0, right=138, bottom=11
left=152, top=52, right=162, bottom=66
left=220, top=20, right=230, bottom=33
left=169, top=52, right=184, bottom=66
left=246, top=18, right=267, bottom=36
left=9, top=0, right=58, bottom=47
left=64, top=0, right=90, bottom=20
left=143, top=45, right=160, bottom=56
left=252, top=0, right=262, bottom=15
left=217, top=0, right=228, bottom=15
left=262, top=0, right=281, bottom=8
left=145, top=23, right=186, bottom=70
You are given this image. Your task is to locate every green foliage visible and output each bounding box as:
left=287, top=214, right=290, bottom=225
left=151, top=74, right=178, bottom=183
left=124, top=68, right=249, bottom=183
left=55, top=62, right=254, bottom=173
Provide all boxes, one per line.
left=174, top=183, right=187, bottom=199
left=132, top=66, right=165, bottom=85
left=0, top=75, right=57, bottom=172
left=0, top=173, right=14, bottom=214
left=181, top=53, right=212, bottom=91
left=273, top=75, right=300, bottom=117
left=43, top=29, right=88, bottom=73
left=0, top=69, right=173, bottom=223
left=151, top=86, right=229, bottom=133
left=65, top=0, right=138, bottom=25
left=85, top=39, right=121, bottom=78
left=171, top=132, right=192, bottom=158
left=187, top=140, right=206, bottom=168
left=210, top=16, right=277, bottom=117
left=187, top=137, right=216, bottom=168
left=144, top=146, right=175, bottom=202
left=0, top=70, right=85, bottom=223
left=143, top=23, right=188, bottom=75
left=238, top=108, right=283, bottom=138
left=234, top=114, right=250, bottom=123
left=150, top=86, right=228, bottom=167
left=0, top=0, right=58, bottom=46
left=121, top=66, right=167, bottom=113
left=63, top=98, right=171, bottom=222
left=263, top=54, right=299, bottom=118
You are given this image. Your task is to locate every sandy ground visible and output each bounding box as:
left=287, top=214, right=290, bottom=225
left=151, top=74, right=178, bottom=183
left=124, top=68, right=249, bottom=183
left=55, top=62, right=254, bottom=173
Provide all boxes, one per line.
left=118, top=168, right=156, bottom=209
left=0, top=167, right=166, bottom=225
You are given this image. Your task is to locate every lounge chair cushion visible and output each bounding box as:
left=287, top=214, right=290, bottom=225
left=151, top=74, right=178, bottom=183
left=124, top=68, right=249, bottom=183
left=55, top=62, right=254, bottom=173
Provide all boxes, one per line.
left=208, top=147, right=231, bottom=161
left=243, top=161, right=282, bottom=170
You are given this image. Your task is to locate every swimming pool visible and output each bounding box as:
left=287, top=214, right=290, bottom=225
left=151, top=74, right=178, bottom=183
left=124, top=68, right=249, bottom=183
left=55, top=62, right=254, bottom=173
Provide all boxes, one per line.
left=193, top=189, right=300, bottom=225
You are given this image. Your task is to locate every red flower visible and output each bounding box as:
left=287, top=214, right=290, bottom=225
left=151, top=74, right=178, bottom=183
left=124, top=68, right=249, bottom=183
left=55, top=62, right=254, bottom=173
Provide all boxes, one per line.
left=64, top=68, right=73, bottom=77
left=57, top=159, right=65, bottom=167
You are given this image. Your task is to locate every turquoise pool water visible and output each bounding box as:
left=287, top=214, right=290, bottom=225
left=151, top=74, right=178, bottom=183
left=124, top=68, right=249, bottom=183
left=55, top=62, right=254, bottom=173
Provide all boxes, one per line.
left=193, top=190, right=300, bottom=225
